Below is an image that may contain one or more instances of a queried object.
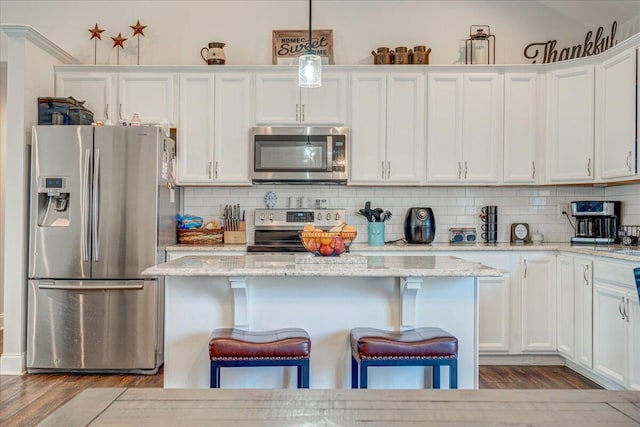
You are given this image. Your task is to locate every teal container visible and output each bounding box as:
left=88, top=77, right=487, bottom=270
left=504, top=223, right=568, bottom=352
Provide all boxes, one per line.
left=367, top=222, right=385, bottom=246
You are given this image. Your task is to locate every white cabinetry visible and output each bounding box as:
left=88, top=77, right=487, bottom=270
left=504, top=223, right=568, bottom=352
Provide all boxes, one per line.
left=547, top=65, right=595, bottom=182
left=503, top=73, right=539, bottom=184
left=254, top=71, right=347, bottom=125
left=426, top=73, right=503, bottom=184
left=55, top=70, right=176, bottom=125
left=350, top=72, right=425, bottom=184
left=177, top=72, right=251, bottom=185
left=55, top=72, right=114, bottom=123
left=593, top=260, right=639, bottom=389
left=574, top=257, right=593, bottom=369
left=519, top=253, right=557, bottom=352
left=596, top=47, right=637, bottom=181
left=556, top=255, right=575, bottom=359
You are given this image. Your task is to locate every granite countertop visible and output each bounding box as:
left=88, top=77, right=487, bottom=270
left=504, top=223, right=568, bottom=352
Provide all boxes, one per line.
left=166, top=242, right=640, bottom=262
left=143, top=253, right=502, bottom=277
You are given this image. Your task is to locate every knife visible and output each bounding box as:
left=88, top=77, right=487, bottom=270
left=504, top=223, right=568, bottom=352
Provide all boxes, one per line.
left=232, top=205, right=237, bottom=231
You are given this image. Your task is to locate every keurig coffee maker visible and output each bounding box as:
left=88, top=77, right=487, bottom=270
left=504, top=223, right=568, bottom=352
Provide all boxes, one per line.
left=571, top=201, right=621, bottom=244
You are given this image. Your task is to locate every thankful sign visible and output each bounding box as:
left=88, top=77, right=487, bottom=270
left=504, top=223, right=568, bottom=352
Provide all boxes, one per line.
left=272, top=29, right=334, bottom=65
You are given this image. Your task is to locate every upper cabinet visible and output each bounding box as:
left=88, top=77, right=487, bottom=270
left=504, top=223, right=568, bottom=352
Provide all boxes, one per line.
left=55, top=70, right=176, bottom=125
left=177, top=72, right=251, bottom=185
left=503, top=73, right=540, bottom=184
left=595, top=47, right=638, bottom=181
left=349, top=72, right=425, bottom=185
left=254, top=71, right=347, bottom=125
left=547, top=65, right=595, bottom=183
left=426, top=73, right=503, bottom=184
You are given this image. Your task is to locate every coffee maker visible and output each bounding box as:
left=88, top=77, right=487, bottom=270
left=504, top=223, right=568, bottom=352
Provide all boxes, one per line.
left=571, top=201, right=621, bottom=244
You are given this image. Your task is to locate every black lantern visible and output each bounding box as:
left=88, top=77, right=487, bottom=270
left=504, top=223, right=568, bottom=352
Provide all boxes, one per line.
left=465, top=25, right=495, bottom=64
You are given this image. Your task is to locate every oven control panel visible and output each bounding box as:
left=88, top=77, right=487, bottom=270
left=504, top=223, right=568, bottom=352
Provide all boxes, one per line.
left=255, top=209, right=346, bottom=228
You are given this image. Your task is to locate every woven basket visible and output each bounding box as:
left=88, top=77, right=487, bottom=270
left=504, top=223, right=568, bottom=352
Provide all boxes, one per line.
left=178, top=228, right=223, bottom=245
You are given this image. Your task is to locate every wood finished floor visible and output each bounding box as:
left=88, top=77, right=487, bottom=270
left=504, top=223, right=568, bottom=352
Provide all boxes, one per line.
left=0, top=330, right=602, bottom=427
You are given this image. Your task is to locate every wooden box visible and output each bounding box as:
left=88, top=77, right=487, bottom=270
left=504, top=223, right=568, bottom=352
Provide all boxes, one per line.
left=224, top=221, right=246, bottom=245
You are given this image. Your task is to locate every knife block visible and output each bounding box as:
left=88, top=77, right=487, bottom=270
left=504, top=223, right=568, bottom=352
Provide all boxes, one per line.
left=224, top=221, right=246, bottom=244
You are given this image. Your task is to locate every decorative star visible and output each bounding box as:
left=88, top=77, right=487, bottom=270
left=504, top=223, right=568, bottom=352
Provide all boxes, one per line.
left=111, top=32, right=128, bottom=49
left=130, top=20, right=147, bottom=37
left=88, top=23, right=105, bottom=40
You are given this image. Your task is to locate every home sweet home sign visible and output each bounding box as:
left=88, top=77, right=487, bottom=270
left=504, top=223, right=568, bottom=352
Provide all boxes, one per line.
left=524, top=21, right=618, bottom=64
left=272, top=29, right=334, bottom=65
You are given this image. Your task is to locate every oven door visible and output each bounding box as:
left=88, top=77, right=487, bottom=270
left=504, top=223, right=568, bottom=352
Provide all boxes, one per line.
left=252, top=134, right=332, bottom=182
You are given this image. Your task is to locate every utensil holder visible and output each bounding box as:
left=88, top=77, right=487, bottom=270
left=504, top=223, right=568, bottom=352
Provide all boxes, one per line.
left=367, top=222, right=385, bottom=246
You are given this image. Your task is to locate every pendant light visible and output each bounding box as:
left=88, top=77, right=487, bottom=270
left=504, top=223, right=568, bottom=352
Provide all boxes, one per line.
left=298, top=0, right=322, bottom=88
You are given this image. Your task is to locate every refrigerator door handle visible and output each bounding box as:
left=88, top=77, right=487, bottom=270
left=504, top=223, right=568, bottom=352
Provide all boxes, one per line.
left=82, top=148, right=91, bottom=261
left=37, top=283, right=144, bottom=291
left=92, top=148, right=100, bottom=261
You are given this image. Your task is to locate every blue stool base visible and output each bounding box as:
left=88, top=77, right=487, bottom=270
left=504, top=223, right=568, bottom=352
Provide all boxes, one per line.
left=351, top=353, right=457, bottom=389
left=210, top=359, right=310, bottom=388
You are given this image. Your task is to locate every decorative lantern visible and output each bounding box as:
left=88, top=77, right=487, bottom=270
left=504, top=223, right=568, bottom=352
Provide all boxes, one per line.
left=465, top=25, right=495, bottom=64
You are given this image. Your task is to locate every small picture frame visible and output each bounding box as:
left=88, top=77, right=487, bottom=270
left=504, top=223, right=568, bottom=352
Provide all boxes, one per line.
left=272, top=29, right=334, bottom=65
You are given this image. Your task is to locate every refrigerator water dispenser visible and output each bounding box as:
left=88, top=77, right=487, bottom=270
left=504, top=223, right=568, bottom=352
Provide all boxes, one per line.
left=37, top=176, right=70, bottom=227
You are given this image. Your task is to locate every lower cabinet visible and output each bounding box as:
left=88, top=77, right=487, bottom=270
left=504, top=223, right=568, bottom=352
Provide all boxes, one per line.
left=556, top=255, right=575, bottom=359
left=574, top=257, right=593, bottom=369
left=593, top=260, right=640, bottom=389
left=519, top=253, right=557, bottom=352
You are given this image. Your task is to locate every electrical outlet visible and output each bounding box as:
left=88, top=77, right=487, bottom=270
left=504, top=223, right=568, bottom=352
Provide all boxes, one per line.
left=558, top=203, right=570, bottom=217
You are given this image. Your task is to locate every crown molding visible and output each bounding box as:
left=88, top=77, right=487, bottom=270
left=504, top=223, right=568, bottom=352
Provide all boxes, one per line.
left=0, top=24, right=78, bottom=64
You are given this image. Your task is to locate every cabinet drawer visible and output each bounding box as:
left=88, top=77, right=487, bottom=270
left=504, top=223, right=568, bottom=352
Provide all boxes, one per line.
left=594, top=260, right=636, bottom=289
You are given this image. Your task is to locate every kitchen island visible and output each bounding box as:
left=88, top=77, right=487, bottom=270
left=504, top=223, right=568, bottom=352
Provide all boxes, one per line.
left=143, top=254, right=501, bottom=389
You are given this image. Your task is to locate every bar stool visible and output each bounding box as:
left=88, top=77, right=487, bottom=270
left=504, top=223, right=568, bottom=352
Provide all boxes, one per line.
left=350, top=327, right=458, bottom=389
left=209, top=328, right=311, bottom=388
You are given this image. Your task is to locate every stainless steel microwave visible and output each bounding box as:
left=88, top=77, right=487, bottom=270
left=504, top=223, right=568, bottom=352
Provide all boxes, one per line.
left=250, top=126, right=348, bottom=184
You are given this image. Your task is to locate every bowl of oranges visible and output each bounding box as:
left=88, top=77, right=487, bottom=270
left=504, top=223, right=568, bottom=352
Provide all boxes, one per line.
left=300, top=223, right=357, bottom=256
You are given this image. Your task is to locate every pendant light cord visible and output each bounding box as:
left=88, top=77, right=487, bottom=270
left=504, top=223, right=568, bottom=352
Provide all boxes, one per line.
left=308, top=0, right=312, bottom=54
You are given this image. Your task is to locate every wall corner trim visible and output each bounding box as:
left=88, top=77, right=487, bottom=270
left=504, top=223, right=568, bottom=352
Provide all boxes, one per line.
left=0, top=24, right=78, bottom=64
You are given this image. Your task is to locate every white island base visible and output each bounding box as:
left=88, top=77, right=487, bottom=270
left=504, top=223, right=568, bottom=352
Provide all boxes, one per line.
left=146, top=254, right=500, bottom=389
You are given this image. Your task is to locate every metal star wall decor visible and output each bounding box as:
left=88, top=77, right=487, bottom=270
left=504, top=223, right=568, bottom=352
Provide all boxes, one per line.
left=88, top=23, right=105, bottom=64
left=129, top=19, right=147, bottom=65
left=111, top=32, right=128, bottom=64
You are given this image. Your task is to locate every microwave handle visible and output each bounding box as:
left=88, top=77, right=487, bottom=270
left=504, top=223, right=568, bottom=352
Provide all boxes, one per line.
left=326, top=138, right=333, bottom=171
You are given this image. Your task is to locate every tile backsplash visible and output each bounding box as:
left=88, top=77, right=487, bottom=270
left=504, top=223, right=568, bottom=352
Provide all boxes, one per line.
left=181, top=183, right=638, bottom=244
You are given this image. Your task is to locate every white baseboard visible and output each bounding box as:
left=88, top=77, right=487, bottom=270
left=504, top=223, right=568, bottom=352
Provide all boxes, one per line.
left=480, top=354, right=565, bottom=365
left=0, top=353, right=26, bottom=375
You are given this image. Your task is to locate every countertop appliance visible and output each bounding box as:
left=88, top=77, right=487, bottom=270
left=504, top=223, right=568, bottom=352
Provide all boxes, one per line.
left=27, top=125, right=178, bottom=373
left=404, top=207, right=435, bottom=244
left=250, top=126, right=348, bottom=184
left=247, top=208, right=346, bottom=252
left=571, top=200, right=621, bottom=244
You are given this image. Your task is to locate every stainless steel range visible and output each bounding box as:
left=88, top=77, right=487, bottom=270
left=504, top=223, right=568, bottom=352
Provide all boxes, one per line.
left=247, top=208, right=346, bottom=253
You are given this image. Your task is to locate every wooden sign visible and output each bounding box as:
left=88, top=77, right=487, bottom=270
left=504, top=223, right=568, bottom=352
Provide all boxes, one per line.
left=272, top=29, right=334, bottom=65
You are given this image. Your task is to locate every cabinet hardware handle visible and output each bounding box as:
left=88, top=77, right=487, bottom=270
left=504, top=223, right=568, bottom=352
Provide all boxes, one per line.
left=208, top=161, right=212, bottom=179
left=302, top=104, right=305, bottom=122
left=583, top=265, right=589, bottom=286
left=587, top=158, right=592, bottom=176
left=381, top=161, right=385, bottom=179
left=624, top=297, right=630, bottom=322
left=532, top=161, right=536, bottom=179
left=523, top=259, right=528, bottom=279
left=105, top=103, right=110, bottom=120
left=458, top=161, right=462, bottom=179
left=215, top=161, right=218, bottom=178
left=118, top=103, right=123, bottom=121
left=626, top=151, right=633, bottom=172
left=464, top=161, right=468, bottom=179
left=387, top=161, right=391, bottom=179
left=296, top=104, right=299, bottom=122
left=619, top=298, right=626, bottom=320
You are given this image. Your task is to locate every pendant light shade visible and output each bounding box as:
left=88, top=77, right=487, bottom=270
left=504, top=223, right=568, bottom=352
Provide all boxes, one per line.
left=299, top=0, right=322, bottom=88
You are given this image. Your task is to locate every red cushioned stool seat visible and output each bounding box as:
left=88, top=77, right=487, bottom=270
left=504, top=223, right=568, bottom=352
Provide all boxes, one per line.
left=350, top=327, right=458, bottom=389
left=209, top=328, right=310, bottom=388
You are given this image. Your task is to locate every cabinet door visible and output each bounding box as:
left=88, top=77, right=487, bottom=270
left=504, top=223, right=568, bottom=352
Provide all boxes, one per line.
left=574, top=258, right=593, bottom=368
left=556, top=255, right=575, bottom=359
left=593, top=281, right=627, bottom=385
left=548, top=66, right=595, bottom=182
left=627, top=291, right=640, bottom=390
left=479, top=276, right=511, bottom=353
left=462, top=74, right=503, bottom=183
left=55, top=72, right=114, bottom=123
left=521, top=255, right=557, bottom=352
left=254, top=73, right=299, bottom=124
left=386, top=73, right=425, bottom=184
left=349, top=73, right=387, bottom=184
left=426, top=74, right=463, bottom=183
left=503, top=73, right=538, bottom=184
left=118, top=73, right=175, bottom=124
left=177, top=74, right=215, bottom=184
left=213, top=73, right=252, bottom=185
left=596, top=47, right=637, bottom=180
left=301, top=72, right=347, bottom=125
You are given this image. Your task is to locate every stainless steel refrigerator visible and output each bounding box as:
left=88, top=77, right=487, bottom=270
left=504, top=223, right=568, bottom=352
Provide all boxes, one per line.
left=27, top=125, right=178, bottom=373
